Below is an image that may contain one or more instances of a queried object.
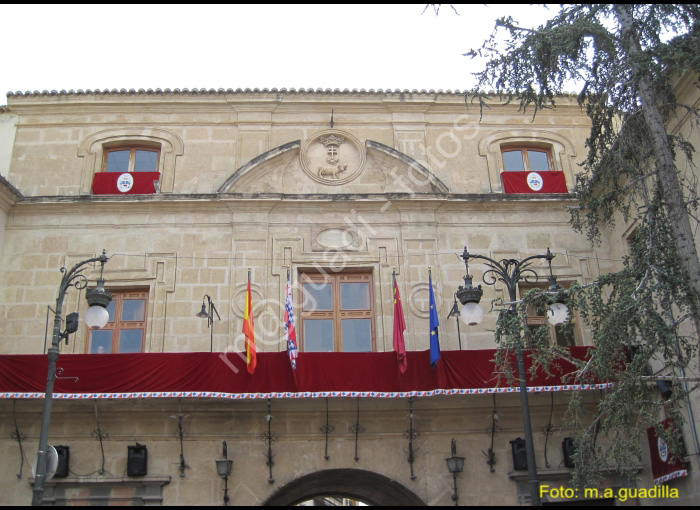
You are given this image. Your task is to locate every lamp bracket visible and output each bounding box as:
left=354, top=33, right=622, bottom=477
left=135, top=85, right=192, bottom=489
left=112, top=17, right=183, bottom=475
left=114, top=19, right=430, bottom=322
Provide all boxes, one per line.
left=54, top=367, right=79, bottom=383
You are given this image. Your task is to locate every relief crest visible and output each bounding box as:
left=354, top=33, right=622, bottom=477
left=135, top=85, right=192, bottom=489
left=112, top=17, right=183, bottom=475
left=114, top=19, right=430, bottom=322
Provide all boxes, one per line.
left=300, top=129, right=366, bottom=185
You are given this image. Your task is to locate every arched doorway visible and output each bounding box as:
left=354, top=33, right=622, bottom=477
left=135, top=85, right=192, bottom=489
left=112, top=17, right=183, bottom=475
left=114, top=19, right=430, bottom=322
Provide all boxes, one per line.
left=264, top=469, right=426, bottom=506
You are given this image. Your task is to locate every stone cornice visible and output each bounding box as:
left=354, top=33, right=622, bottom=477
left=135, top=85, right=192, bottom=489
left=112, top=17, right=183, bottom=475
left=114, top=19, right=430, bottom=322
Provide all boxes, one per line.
left=0, top=174, right=22, bottom=212
left=13, top=192, right=575, bottom=207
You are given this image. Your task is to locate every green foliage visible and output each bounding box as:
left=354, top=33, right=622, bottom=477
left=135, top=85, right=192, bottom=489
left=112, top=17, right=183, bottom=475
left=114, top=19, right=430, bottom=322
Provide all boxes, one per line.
left=467, top=4, right=700, bottom=491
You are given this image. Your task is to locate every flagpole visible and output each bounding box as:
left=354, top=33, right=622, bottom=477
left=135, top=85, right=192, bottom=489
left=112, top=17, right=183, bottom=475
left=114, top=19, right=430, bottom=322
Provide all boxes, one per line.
left=429, top=266, right=441, bottom=368
left=455, top=294, right=462, bottom=350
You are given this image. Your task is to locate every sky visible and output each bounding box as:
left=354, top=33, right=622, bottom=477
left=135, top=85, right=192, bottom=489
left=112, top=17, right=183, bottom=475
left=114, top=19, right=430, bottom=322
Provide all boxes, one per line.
left=1, top=4, right=563, bottom=102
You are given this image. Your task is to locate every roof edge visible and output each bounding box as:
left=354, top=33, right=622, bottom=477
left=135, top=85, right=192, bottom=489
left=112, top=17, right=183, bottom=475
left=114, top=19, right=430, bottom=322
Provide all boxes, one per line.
left=5, top=87, right=582, bottom=99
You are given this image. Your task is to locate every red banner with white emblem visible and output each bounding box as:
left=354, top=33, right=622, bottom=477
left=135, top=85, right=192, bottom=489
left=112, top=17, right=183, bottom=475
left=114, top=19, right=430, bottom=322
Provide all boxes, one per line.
left=647, top=418, right=688, bottom=484
left=92, top=172, right=160, bottom=195
left=501, top=171, right=568, bottom=194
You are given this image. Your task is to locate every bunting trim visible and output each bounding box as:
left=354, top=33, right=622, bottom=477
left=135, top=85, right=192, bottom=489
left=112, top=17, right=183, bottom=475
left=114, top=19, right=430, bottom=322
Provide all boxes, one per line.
left=1, top=383, right=614, bottom=400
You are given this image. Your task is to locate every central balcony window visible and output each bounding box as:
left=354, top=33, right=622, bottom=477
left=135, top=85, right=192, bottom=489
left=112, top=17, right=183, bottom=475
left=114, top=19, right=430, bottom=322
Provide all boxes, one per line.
left=300, top=271, right=375, bottom=352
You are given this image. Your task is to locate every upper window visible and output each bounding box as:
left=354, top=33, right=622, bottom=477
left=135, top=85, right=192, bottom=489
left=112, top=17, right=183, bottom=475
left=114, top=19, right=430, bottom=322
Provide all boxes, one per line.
left=520, top=283, right=578, bottom=348
left=87, top=289, right=148, bottom=353
left=103, top=147, right=160, bottom=173
left=502, top=147, right=552, bottom=172
left=300, top=271, right=375, bottom=352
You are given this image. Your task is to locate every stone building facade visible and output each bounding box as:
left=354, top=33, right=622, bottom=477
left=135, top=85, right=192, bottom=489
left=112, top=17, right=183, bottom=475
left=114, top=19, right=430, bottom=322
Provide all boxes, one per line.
left=0, top=88, right=696, bottom=505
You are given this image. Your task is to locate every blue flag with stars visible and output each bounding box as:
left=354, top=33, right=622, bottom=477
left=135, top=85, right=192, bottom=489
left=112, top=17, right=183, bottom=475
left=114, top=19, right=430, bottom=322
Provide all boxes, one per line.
left=429, top=272, right=440, bottom=368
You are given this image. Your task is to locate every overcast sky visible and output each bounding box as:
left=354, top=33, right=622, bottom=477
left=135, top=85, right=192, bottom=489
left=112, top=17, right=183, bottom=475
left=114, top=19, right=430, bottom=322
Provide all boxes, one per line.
left=2, top=4, right=562, bottom=102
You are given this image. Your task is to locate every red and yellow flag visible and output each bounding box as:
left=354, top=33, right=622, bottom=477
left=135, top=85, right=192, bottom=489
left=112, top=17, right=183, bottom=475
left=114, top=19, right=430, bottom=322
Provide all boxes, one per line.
left=243, top=272, right=256, bottom=374
left=393, top=272, right=407, bottom=374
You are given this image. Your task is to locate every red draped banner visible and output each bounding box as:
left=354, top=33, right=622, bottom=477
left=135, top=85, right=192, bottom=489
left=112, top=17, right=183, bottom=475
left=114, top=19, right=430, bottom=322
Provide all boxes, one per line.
left=92, top=172, right=160, bottom=195
left=647, top=418, right=688, bottom=484
left=0, top=348, right=609, bottom=400
left=501, top=171, right=568, bottom=194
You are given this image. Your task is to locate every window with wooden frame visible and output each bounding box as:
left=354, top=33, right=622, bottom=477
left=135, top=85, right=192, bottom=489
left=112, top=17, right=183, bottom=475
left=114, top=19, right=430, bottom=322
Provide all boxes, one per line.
left=299, top=271, right=375, bottom=352
left=86, top=289, right=148, bottom=353
left=502, top=146, right=553, bottom=172
left=103, top=146, right=160, bottom=173
left=519, top=282, right=578, bottom=348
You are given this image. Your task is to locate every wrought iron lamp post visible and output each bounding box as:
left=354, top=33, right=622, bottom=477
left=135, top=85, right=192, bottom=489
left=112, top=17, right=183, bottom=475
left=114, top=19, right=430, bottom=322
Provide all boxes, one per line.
left=445, top=438, right=465, bottom=506
left=216, top=440, right=233, bottom=506
left=196, top=294, right=221, bottom=352
left=455, top=245, right=568, bottom=506
left=32, top=250, right=112, bottom=506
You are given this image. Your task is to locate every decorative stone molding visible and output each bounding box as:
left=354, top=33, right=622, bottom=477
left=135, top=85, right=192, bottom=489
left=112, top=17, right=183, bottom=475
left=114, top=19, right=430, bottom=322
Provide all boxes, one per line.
left=311, top=225, right=359, bottom=251
left=478, top=129, right=578, bottom=193
left=218, top=138, right=450, bottom=195
left=301, top=130, right=366, bottom=186
left=78, top=128, right=184, bottom=195
left=366, top=140, right=450, bottom=193
left=218, top=140, right=300, bottom=192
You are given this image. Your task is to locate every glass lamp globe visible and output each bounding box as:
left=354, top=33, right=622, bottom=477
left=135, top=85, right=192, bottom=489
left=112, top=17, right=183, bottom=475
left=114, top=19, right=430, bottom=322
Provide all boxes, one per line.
left=85, top=305, right=110, bottom=329
left=460, top=302, right=485, bottom=326
left=547, top=302, right=569, bottom=326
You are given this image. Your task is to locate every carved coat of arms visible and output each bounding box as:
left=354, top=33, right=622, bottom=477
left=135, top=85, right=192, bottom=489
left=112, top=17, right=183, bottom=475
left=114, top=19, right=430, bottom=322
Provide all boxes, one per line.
left=300, top=130, right=366, bottom=186
left=318, top=135, right=348, bottom=180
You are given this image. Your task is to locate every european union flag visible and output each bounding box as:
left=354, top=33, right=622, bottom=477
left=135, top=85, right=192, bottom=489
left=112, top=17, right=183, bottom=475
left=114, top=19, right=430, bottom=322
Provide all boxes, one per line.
left=429, top=272, right=440, bottom=368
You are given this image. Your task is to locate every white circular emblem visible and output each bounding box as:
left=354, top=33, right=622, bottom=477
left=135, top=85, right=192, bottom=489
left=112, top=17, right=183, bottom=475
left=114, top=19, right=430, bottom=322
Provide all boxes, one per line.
left=658, top=437, right=669, bottom=462
left=527, top=172, right=544, bottom=191
left=117, top=173, right=134, bottom=193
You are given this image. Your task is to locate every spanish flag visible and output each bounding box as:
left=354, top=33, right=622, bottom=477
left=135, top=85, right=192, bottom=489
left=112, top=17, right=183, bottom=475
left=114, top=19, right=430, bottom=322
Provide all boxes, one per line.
left=393, top=270, right=407, bottom=374
left=243, top=270, right=256, bottom=374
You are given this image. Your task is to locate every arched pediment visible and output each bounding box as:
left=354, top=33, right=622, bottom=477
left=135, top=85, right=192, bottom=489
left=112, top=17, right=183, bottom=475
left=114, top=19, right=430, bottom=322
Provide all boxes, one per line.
left=365, top=140, right=449, bottom=193
left=218, top=137, right=449, bottom=194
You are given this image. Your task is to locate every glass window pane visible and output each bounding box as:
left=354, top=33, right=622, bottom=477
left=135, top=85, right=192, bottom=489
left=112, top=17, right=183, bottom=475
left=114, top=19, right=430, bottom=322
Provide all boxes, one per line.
left=340, top=283, right=370, bottom=310
left=106, top=300, right=116, bottom=323
left=303, top=283, right=333, bottom=311
left=122, top=299, right=145, bottom=321
left=134, top=150, right=158, bottom=172
left=119, top=330, right=143, bottom=353
left=90, top=330, right=112, bottom=353
left=503, top=150, right=525, bottom=171
left=341, top=319, right=371, bottom=352
left=528, top=150, right=550, bottom=171
left=105, top=150, right=131, bottom=173
left=303, top=320, right=334, bottom=352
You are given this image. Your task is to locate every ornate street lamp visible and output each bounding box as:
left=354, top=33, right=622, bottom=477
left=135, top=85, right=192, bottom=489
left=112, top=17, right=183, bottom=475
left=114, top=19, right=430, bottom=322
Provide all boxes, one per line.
left=32, top=251, right=111, bottom=506
left=455, top=245, right=568, bottom=506
left=445, top=438, right=464, bottom=506
left=216, top=440, right=233, bottom=506
left=196, top=294, right=221, bottom=352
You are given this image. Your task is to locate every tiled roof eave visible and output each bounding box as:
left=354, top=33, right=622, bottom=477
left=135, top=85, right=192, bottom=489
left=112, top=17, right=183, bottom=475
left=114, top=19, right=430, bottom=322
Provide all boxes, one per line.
left=6, top=87, right=581, bottom=99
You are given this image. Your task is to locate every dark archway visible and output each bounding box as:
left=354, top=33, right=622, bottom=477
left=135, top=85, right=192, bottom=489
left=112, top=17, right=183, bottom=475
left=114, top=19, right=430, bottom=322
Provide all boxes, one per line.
left=263, top=469, right=426, bottom=506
